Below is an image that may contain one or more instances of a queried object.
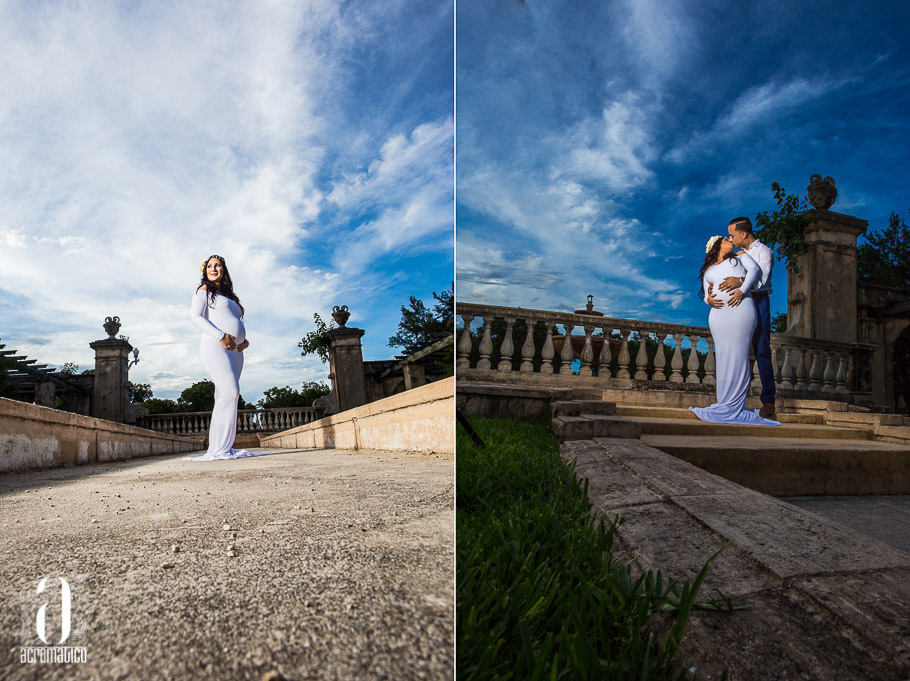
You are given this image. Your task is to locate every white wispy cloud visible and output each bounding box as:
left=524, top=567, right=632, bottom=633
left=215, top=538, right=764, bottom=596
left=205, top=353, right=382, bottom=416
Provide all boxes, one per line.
left=555, top=96, right=656, bottom=190
left=327, top=118, right=454, bottom=273
left=457, top=84, right=688, bottom=319
left=718, top=77, right=853, bottom=132
left=667, top=74, right=853, bottom=164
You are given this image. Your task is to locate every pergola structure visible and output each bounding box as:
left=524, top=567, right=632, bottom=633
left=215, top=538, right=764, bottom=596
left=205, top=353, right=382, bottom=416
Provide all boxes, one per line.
left=0, top=337, right=91, bottom=412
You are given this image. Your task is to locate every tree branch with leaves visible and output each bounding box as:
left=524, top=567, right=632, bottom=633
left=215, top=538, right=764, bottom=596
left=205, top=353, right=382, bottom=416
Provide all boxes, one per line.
left=753, top=182, right=811, bottom=270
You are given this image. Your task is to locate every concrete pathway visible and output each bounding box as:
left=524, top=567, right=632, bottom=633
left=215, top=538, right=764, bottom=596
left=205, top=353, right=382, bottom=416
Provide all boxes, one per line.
left=0, top=448, right=454, bottom=681
left=781, top=495, right=910, bottom=553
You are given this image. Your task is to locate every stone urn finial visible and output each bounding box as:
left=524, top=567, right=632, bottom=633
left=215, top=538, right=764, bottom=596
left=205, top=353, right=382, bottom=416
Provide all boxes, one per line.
left=103, top=316, right=121, bottom=339
left=331, top=305, right=350, bottom=328
left=807, top=174, right=837, bottom=210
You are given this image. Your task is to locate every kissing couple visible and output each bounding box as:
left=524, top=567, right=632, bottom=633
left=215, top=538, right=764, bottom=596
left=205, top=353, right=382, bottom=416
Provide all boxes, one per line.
left=691, top=217, right=780, bottom=426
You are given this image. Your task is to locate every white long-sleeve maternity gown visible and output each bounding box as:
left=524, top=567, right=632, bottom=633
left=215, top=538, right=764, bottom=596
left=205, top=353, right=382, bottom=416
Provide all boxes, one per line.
left=690, top=254, right=780, bottom=426
left=183, top=287, right=268, bottom=460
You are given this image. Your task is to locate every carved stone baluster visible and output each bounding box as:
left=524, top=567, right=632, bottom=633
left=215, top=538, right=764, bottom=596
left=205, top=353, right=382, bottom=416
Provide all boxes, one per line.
left=795, top=347, right=808, bottom=391
left=497, top=318, right=515, bottom=372
left=808, top=350, right=822, bottom=392
left=477, top=319, right=493, bottom=370
left=456, top=314, right=474, bottom=370
left=846, top=354, right=855, bottom=393
left=653, top=333, right=668, bottom=382
left=822, top=352, right=837, bottom=393
left=703, top=339, right=716, bottom=386
left=580, top=325, right=595, bottom=377
left=520, top=318, right=536, bottom=373
left=669, top=333, right=684, bottom=383
left=686, top=336, right=701, bottom=384
left=599, top=326, right=613, bottom=378
left=634, top=331, right=648, bottom=380
left=616, top=329, right=631, bottom=379
left=559, top=324, right=575, bottom=375
left=541, top=326, right=555, bottom=373
left=779, top=345, right=794, bottom=390
left=835, top=353, right=849, bottom=394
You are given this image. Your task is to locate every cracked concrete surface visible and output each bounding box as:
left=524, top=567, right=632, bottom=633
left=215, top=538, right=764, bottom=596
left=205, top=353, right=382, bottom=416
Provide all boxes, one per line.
left=0, top=447, right=454, bottom=681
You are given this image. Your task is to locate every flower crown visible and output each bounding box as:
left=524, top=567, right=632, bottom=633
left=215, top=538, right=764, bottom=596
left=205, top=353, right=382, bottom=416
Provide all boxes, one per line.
left=705, top=236, right=723, bottom=254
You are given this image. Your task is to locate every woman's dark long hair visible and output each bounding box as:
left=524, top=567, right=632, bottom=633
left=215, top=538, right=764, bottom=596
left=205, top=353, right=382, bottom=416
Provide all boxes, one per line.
left=697, top=238, right=738, bottom=293
left=199, top=255, right=244, bottom=318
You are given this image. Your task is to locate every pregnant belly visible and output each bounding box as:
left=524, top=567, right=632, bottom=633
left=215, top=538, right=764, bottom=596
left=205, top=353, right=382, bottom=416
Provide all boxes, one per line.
left=214, top=315, right=245, bottom=344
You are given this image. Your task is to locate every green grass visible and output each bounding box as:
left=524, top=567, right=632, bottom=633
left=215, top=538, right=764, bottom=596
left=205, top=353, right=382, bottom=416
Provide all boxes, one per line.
left=457, top=416, right=725, bottom=681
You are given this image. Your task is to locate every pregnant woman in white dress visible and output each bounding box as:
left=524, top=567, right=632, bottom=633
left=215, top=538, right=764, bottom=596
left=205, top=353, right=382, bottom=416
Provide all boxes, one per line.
left=184, top=255, right=268, bottom=460
left=690, top=236, right=780, bottom=426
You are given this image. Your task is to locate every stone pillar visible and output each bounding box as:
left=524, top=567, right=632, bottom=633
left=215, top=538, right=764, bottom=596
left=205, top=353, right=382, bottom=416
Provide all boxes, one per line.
left=327, top=327, right=368, bottom=413
left=786, top=208, right=867, bottom=344
left=90, top=334, right=133, bottom=423
left=403, top=361, right=426, bottom=390
left=34, top=379, right=55, bottom=407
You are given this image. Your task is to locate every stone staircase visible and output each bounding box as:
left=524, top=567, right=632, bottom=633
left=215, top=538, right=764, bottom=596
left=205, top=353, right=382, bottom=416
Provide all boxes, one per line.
left=551, top=398, right=910, bottom=495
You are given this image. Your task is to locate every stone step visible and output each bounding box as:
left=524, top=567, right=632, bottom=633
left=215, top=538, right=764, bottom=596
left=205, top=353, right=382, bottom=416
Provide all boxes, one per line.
left=552, top=414, right=641, bottom=441
left=551, top=400, right=617, bottom=417
left=615, top=404, right=824, bottom=425
left=640, top=433, right=910, bottom=495
left=634, top=416, right=872, bottom=440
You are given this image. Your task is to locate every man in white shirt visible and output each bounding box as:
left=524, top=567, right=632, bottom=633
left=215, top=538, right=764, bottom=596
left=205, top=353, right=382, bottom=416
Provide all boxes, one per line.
left=706, top=216, right=776, bottom=418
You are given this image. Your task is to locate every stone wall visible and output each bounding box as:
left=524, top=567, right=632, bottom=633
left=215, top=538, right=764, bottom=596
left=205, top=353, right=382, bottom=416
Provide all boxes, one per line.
left=260, top=377, right=454, bottom=455
left=0, top=396, right=199, bottom=474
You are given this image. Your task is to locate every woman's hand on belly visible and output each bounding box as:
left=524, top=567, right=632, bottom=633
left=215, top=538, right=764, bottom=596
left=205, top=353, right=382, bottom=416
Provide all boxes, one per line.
left=706, top=283, right=725, bottom=309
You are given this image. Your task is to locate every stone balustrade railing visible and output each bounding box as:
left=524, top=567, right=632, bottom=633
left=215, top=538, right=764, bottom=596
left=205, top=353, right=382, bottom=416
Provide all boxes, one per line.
left=138, top=406, right=324, bottom=436
left=769, top=336, right=857, bottom=395
left=457, top=302, right=871, bottom=398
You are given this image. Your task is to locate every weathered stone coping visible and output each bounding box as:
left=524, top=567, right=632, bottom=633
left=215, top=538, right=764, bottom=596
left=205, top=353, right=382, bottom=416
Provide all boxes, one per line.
left=566, top=437, right=910, bottom=680
left=456, top=380, right=887, bottom=420
left=457, top=302, right=713, bottom=336
left=0, top=397, right=199, bottom=474
left=260, top=377, right=454, bottom=455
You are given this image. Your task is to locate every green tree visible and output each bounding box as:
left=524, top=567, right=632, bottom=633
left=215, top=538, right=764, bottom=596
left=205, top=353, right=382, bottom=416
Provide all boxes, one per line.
left=298, top=312, right=333, bottom=364
left=59, top=362, right=79, bottom=376
left=128, top=382, right=153, bottom=403
left=257, top=382, right=331, bottom=408
left=753, top=182, right=811, bottom=269
left=388, top=283, right=454, bottom=355
left=142, top=398, right=182, bottom=414
left=857, top=211, right=910, bottom=288
left=177, top=380, right=216, bottom=412
left=770, top=311, right=788, bottom=333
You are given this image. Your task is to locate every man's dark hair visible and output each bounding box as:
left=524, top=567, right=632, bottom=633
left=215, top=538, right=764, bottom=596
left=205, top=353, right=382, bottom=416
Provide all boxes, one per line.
left=729, top=216, right=753, bottom=235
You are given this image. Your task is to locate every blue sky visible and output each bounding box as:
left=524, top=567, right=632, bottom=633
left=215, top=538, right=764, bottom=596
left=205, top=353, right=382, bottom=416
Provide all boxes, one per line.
left=456, top=0, right=910, bottom=326
left=0, top=1, right=453, bottom=402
